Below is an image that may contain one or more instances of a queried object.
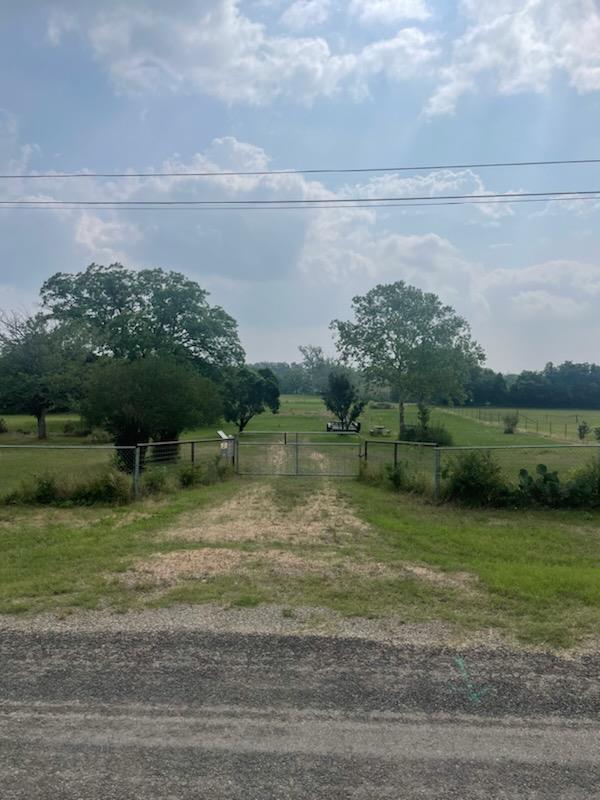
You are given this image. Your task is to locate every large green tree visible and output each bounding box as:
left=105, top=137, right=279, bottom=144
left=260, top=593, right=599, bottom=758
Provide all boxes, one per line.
left=0, top=313, right=83, bottom=438
left=81, top=356, right=222, bottom=458
left=222, top=367, right=280, bottom=432
left=331, top=282, right=484, bottom=434
left=41, top=263, right=244, bottom=371
left=322, top=372, right=365, bottom=430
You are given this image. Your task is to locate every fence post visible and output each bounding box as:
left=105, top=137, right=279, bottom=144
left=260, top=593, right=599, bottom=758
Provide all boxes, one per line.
left=433, top=447, right=441, bottom=500
left=394, top=442, right=398, bottom=469
left=295, top=433, right=299, bottom=475
left=364, top=440, right=368, bottom=462
left=191, top=441, right=196, bottom=467
left=133, top=446, right=141, bottom=498
left=284, top=431, right=287, bottom=446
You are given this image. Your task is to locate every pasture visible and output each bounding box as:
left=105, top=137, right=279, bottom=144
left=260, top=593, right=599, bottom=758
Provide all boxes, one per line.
left=2, top=396, right=600, bottom=495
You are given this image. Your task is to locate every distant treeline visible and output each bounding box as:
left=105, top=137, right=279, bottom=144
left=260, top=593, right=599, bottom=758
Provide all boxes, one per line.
left=466, top=363, right=600, bottom=409
left=255, top=357, right=600, bottom=410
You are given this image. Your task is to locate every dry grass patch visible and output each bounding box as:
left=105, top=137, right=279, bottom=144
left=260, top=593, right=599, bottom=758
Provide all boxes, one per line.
left=161, top=483, right=370, bottom=544
left=120, top=545, right=478, bottom=595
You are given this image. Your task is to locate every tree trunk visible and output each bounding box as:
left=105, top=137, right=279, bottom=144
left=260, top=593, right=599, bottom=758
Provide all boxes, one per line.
left=398, top=400, right=405, bottom=439
left=36, top=410, right=47, bottom=440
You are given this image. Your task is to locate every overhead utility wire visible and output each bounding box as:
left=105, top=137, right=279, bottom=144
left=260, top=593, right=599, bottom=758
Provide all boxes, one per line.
left=1, top=158, right=600, bottom=180
left=2, top=195, right=600, bottom=211
left=2, top=189, right=600, bottom=206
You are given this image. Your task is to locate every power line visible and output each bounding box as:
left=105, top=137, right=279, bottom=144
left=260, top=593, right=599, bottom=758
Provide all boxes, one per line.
left=1, top=158, right=600, bottom=180
left=1, top=189, right=600, bottom=206
left=2, top=195, right=599, bottom=211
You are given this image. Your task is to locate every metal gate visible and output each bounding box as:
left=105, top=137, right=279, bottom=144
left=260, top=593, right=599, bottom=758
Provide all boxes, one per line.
left=236, top=439, right=362, bottom=477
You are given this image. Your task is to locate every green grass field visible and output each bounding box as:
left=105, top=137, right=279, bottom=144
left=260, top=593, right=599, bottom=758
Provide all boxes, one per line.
left=2, top=397, right=600, bottom=494
left=2, top=398, right=600, bottom=648
left=1, top=476, right=599, bottom=649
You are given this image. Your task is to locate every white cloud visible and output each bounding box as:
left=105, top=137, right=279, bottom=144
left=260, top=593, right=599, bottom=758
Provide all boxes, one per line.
left=427, top=0, right=600, bottom=115
left=4, top=124, right=600, bottom=368
left=280, top=0, right=330, bottom=31
left=74, top=213, right=143, bottom=262
left=349, top=0, right=430, bottom=25
left=46, top=0, right=438, bottom=104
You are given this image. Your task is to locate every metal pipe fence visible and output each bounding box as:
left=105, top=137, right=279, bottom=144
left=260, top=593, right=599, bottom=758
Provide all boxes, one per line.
left=236, top=439, right=361, bottom=477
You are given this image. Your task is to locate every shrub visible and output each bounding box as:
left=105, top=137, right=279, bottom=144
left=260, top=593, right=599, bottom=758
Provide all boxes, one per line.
left=577, top=421, right=590, bottom=441
left=594, top=427, right=600, bottom=442
left=0, top=418, right=7, bottom=434
left=70, top=471, right=131, bottom=505
left=503, top=413, right=519, bottom=434
left=141, top=468, right=170, bottom=496
left=564, top=458, right=600, bottom=508
left=3, top=470, right=132, bottom=506
left=90, top=429, right=113, bottom=445
left=385, top=464, right=406, bottom=491
left=63, top=420, right=92, bottom=437
left=517, top=464, right=564, bottom=507
left=28, top=474, right=62, bottom=505
left=179, top=464, right=203, bottom=488
left=400, top=424, right=453, bottom=446
left=443, top=451, right=508, bottom=506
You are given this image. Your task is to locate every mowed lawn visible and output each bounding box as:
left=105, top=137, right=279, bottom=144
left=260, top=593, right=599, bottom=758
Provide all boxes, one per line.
left=0, top=476, right=599, bottom=649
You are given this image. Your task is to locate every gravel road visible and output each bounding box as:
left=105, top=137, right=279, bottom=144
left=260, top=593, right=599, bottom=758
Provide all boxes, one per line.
left=1, top=619, right=599, bottom=798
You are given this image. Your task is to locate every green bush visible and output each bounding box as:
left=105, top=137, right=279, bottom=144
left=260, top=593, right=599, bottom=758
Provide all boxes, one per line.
left=385, top=464, right=406, bottom=491
left=563, top=458, right=600, bottom=508
left=593, top=427, right=600, bottom=442
left=443, top=451, right=508, bottom=506
left=577, top=421, right=590, bottom=441
left=63, top=420, right=92, bottom=437
left=70, top=471, right=131, bottom=505
left=141, top=468, right=170, bottom=495
left=503, top=413, right=519, bottom=434
left=3, top=470, right=131, bottom=506
left=517, top=464, right=564, bottom=507
left=400, top=424, right=453, bottom=446
left=89, top=429, right=113, bottom=444
left=178, top=464, right=203, bottom=488
left=30, top=474, right=62, bottom=504
left=0, top=418, right=8, bottom=434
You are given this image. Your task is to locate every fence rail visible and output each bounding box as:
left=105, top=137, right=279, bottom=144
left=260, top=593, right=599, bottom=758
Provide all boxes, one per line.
left=3, top=434, right=600, bottom=500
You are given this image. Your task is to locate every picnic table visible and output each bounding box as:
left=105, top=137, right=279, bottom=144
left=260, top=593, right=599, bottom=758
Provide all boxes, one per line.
left=369, top=425, right=390, bottom=436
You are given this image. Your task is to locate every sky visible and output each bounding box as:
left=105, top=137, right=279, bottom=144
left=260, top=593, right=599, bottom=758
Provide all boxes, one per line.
left=2, top=0, right=600, bottom=372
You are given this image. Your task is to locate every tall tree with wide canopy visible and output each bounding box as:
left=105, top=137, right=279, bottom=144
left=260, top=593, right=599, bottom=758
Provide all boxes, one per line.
left=331, top=282, right=484, bottom=434
left=41, top=263, right=245, bottom=371
left=0, top=313, right=84, bottom=438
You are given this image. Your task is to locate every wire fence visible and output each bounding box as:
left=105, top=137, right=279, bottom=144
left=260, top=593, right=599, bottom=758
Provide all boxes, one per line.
left=0, top=438, right=232, bottom=500
left=453, top=406, right=600, bottom=440
left=362, top=441, right=600, bottom=496
left=3, top=434, right=600, bottom=501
